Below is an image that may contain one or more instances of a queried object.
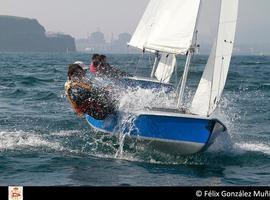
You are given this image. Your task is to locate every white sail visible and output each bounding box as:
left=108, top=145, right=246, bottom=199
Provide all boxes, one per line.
left=128, top=0, right=160, bottom=51
left=154, top=54, right=176, bottom=83
left=191, top=0, right=239, bottom=116
left=129, top=0, right=201, bottom=55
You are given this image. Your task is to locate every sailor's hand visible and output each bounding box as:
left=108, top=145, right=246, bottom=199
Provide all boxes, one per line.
left=77, top=112, right=84, bottom=117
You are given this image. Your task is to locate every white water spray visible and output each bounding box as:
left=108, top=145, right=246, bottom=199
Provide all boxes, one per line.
left=113, top=86, right=176, bottom=158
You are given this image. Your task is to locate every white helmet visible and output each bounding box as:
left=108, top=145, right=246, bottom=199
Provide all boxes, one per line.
left=74, top=61, right=87, bottom=70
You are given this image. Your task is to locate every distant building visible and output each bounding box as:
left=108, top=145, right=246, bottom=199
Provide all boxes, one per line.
left=77, top=31, right=270, bottom=55
left=111, top=33, right=133, bottom=54
left=89, top=31, right=106, bottom=45
left=76, top=31, right=138, bottom=54
left=87, top=31, right=107, bottom=53
left=76, top=38, right=90, bottom=52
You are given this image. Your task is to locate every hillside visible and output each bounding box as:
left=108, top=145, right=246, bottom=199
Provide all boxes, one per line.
left=0, top=15, right=76, bottom=52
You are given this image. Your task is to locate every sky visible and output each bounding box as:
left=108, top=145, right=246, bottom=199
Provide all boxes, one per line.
left=0, top=0, right=269, bottom=45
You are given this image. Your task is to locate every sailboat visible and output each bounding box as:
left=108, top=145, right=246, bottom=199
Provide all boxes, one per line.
left=85, top=0, right=239, bottom=155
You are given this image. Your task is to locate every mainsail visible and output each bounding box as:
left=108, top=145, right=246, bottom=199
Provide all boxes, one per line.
left=128, top=0, right=201, bottom=55
left=191, top=0, right=239, bottom=116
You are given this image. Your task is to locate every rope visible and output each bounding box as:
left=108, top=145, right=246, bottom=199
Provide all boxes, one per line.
left=134, top=51, right=145, bottom=75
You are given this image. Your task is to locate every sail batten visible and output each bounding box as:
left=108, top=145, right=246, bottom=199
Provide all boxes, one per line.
left=129, top=0, right=201, bottom=54
left=191, top=0, right=239, bottom=116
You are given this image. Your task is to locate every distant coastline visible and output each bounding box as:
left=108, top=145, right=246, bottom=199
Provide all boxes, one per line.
left=75, top=30, right=270, bottom=56
left=0, top=15, right=268, bottom=56
left=0, top=15, right=76, bottom=52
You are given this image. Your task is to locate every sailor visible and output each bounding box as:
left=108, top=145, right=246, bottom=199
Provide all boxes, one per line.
left=65, top=63, right=116, bottom=120
left=74, top=61, right=87, bottom=71
left=90, top=54, right=132, bottom=79
left=89, top=54, right=100, bottom=75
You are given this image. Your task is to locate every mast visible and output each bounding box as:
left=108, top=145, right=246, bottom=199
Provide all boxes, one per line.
left=177, top=1, right=201, bottom=108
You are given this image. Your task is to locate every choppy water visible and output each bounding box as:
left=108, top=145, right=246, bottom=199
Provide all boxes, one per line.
left=0, top=52, right=269, bottom=186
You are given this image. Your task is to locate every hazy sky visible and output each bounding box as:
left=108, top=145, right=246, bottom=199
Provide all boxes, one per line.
left=1, top=0, right=269, bottom=45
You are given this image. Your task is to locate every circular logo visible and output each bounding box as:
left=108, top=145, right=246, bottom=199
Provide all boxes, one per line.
left=196, top=190, right=203, bottom=197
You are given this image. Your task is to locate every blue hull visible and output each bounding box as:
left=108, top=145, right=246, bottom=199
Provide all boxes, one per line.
left=85, top=111, right=227, bottom=155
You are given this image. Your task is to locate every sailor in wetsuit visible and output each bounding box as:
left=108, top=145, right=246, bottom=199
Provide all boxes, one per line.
left=89, top=54, right=132, bottom=79
left=65, top=63, right=116, bottom=120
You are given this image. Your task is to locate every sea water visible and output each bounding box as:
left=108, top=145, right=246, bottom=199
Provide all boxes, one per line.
left=0, top=52, right=269, bottom=186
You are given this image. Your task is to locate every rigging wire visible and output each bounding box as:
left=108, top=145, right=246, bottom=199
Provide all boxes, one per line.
left=134, top=50, right=145, bottom=75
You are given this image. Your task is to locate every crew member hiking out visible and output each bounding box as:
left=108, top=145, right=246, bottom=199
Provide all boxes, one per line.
left=65, top=63, right=116, bottom=120
left=89, top=54, right=132, bottom=79
left=89, top=54, right=99, bottom=74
